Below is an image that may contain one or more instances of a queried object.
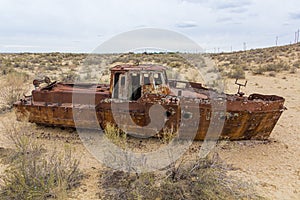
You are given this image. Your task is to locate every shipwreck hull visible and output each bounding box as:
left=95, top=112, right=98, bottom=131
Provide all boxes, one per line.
left=13, top=64, right=285, bottom=141
left=14, top=91, right=285, bottom=140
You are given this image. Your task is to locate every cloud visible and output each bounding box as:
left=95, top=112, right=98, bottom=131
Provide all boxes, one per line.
left=216, top=17, right=233, bottom=23
left=134, top=25, right=148, bottom=29
left=180, top=0, right=206, bottom=4
left=175, top=21, right=198, bottom=28
left=180, top=0, right=251, bottom=11
left=215, top=0, right=251, bottom=10
left=95, top=28, right=202, bottom=53
left=3, top=44, right=40, bottom=48
left=0, top=0, right=300, bottom=53
left=290, top=12, right=300, bottom=20
left=282, top=22, right=290, bottom=26
left=229, top=7, right=248, bottom=14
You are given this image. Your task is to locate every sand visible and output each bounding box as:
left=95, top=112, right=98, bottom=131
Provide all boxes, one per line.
left=219, top=71, right=300, bottom=199
left=0, top=70, right=299, bottom=199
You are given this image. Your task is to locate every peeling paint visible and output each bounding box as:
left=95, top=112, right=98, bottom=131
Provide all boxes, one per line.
left=14, top=64, right=285, bottom=140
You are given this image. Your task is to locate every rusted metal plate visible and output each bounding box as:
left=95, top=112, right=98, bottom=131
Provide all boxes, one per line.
left=13, top=64, right=285, bottom=140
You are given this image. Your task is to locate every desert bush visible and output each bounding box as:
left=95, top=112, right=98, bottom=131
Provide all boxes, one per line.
left=159, top=128, right=177, bottom=144
left=227, top=66, right=245, bottom=79
left=60, top=71, right=80, bottom=82
left=251, top=62, right=290, bottom=75
left=99, top=153, right=262, bottom=200
left=206, top=68, right=219, bottom=74
left=265, top=64, right=278, bottom=72
left=266, top=62, right=290, bottom=72
left=104, top=123, right=127, bottom=149
left=290, top=67, right=297, bottom=74
left=168, top=61, right=181, bottom=68
left=251, top=66, right=265, bottom=75
left=1, top=66, right=16, bottom=76
left=45, top=65, right=58, bottom=71
left=268, top=71, right=276, bottom=77
left=0, top=123, right=83, bottom=199
left=240, top=64, right=249, bottom=70
left=293, top=61, right=300, bottom=68
left=266, top=57, right=274, bottom=63
left=0, top=72, right=30, bottom=111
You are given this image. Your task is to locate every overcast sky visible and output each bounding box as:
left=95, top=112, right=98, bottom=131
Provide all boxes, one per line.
left=0, top=0, right=300, bottom=53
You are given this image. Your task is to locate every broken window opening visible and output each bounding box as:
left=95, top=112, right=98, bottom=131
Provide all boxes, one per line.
left=154, top=73, right=163, bottom=86
left=143, top=73, right=151, bottom=85
left=121, top=76, right=125, bottom=86
left=113, top=73, right=120, bottom=98
left=130, top=73, right=142, bottom=101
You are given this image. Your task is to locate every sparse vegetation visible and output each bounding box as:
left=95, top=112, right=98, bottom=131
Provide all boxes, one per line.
left=0, top=72, right=30, bottom=112
left=60, top=71, right=80, bottom=82
left=1, top=43, right=299, bottom=199
left=212, top=43, right=300, bottom=78
left=1, top=43, right=299, bottom=85
left=268, top=71, right=276, bottom=77
left=290, top=67, right=297, bottom=74
left=159, top=128, right=177, bottom=144
left=0, top=122, right=84, bottom=199
left=227, top=66, right=246, bottom=79
left=104, top=123, right=127, bottom=149
left=99, top=153, right=262, bottom=200
left=251, top=66, right=265, bottom=75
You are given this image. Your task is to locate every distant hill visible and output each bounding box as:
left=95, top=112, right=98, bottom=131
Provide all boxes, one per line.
left=211, top=43, right=300, bottom=78
left=0, top=43, right=299, bottom=82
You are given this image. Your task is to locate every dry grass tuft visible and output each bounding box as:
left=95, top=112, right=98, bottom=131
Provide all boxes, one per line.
left=227, top=66, right=246, bottom=79
left=0, top=72, right=30, bottom=112
left=268, top=71, right=276, bottom=77
left=99, top=152, right=263, bottom=200
left=290, top=67, right=297, bottom=74
left=159, top=128, right=177, bottom=144
left=0, top=122, right=84, bottom=199
left=104, top=123, right=127, bottom=149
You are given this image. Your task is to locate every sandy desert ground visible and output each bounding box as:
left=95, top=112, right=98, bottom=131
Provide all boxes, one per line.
left=221, top=71, right=300, bottom=200
left=0, top=46, right=299, bottom=199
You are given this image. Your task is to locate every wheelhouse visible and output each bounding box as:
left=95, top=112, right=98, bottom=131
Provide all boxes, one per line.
left=109, top=65, right=169, bottom=100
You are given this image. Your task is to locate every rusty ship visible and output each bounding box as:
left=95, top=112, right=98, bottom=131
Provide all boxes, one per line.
left=13, top=64, right=285, bottom=140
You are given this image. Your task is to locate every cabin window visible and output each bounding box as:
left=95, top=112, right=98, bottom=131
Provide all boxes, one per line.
left=118, top=74, right=127, bottom=100
left=143, top=73, right=151, bottom=85
left=154, top=73, right=163, bottom=85
left=121, top=76, right=125, bottom=86
left=130, top=73, right=141, bottom=100
left=113, top=73, right=120, bottom=98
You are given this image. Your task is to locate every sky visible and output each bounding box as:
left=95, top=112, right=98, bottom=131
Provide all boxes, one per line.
left=0, top=0, right=300, bottom=53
